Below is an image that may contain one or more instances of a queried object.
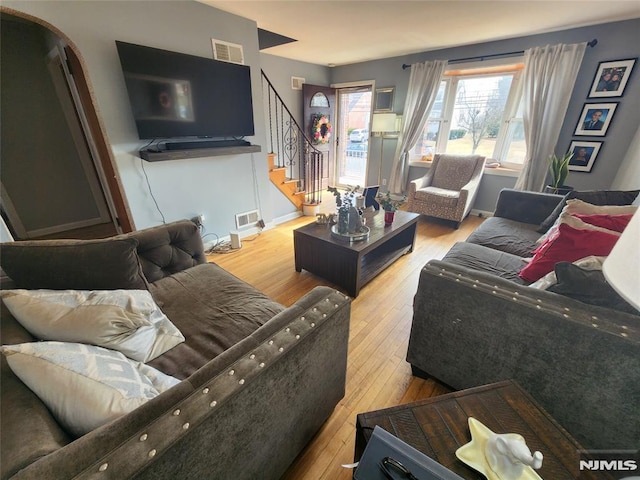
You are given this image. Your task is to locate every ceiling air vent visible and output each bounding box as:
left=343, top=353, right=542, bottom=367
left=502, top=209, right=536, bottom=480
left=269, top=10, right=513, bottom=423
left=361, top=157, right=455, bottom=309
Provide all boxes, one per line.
left=291, top=76, right=305, bottom=90
left=211, top=39, right=245, bottom=65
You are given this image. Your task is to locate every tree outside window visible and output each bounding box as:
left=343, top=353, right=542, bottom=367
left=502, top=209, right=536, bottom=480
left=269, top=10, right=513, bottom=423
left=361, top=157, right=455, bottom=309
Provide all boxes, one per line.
left=411, top=64, right=525, bottom=168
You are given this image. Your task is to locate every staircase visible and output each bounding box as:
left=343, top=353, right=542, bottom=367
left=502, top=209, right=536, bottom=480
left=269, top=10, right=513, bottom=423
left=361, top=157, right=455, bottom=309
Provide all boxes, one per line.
left=262, top=71, right=324, bottom=211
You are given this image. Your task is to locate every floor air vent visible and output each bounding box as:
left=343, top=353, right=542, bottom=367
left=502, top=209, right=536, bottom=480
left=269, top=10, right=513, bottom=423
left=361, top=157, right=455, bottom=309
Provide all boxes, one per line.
left=235, top=210, right=259, bottom=229
left=212, top=39, right=244, bottom=65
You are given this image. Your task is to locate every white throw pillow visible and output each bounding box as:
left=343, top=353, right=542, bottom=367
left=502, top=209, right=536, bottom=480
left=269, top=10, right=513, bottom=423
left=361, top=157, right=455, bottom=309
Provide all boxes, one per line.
left=1, top=289, right=184, bottom=362
left=1, top=342, right=180, bottom=437
left=529, top=255, right=606, bottom=290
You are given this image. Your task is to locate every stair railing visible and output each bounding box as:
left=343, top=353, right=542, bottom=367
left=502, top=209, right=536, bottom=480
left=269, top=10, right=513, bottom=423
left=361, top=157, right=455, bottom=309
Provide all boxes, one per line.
left=261, top=71, right=323, bottom=206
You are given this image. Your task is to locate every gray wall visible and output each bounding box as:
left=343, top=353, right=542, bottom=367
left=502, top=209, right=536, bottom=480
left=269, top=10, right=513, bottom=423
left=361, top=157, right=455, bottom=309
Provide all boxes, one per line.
left=4, top=1, right=273, bottom=236
left=331, top=18, right=640, bottom=210
left=4, top=1, right=637, bottom=230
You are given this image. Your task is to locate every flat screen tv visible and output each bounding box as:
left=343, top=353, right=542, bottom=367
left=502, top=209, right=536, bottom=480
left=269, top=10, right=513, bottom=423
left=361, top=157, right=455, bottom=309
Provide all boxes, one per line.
left=116, top=41, right=255, bottom=140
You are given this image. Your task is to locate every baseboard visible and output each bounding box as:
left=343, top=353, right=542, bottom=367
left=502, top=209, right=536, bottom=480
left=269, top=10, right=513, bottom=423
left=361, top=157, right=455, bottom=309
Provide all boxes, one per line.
left=273, top=211, right=303, bottom=225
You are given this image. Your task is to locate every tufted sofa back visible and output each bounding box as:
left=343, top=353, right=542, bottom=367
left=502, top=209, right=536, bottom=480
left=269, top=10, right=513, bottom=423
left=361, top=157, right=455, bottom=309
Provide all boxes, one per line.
left=128, top=220, right=207, bottom=284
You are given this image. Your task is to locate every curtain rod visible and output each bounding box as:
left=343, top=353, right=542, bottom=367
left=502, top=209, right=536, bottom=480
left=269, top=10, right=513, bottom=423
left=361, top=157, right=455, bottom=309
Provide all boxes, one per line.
left=401, top=38, right=597, bottom=69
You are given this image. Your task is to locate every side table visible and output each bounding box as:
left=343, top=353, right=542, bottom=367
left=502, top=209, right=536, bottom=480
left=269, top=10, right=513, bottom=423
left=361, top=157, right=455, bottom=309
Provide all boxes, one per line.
left=355, top=380, right=610, bottom=479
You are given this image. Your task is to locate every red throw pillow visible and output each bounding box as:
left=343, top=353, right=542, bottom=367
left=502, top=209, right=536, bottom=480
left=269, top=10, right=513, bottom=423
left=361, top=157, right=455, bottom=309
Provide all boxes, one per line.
left=519, top=223, right=620, bottom=283
left=573, top=213, right=633, bottom=233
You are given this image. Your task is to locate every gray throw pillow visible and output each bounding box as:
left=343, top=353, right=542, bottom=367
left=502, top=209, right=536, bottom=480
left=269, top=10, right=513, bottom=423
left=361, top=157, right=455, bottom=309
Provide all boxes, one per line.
left=548, top=262, right=638, bottom=316
left=0, top=237, right=148, bottom=290
left=537, top=190, right=639, bottom=234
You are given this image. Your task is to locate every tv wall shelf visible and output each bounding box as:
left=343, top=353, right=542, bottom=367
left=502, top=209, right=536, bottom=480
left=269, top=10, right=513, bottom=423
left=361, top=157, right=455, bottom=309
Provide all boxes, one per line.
left=139, top=144, right=261, bottom=162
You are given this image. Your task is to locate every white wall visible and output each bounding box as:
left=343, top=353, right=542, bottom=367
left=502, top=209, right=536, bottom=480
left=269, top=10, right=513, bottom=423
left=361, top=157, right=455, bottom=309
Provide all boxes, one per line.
left=611, top=125, right=640, bottom=190
left=3, top=1, right=273, bottom=236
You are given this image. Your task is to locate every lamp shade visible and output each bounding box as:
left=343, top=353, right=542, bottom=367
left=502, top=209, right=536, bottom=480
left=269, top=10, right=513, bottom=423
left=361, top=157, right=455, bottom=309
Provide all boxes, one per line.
left=371, top=113, right=397, bottom=133
left=602, top=208, right=640, bottom=310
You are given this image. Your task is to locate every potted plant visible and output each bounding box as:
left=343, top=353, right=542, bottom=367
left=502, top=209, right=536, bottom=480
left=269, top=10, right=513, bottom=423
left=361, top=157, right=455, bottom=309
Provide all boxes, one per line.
left=545, top=152, right=574, bottom=194
left=376, top=191, right=406, bottom=225
left=328, top=186, right=359, bottom=234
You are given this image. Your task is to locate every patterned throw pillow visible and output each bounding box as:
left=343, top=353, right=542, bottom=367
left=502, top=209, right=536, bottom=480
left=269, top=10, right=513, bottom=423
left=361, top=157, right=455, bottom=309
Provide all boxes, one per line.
left=1, top=342, right=180, bottom=437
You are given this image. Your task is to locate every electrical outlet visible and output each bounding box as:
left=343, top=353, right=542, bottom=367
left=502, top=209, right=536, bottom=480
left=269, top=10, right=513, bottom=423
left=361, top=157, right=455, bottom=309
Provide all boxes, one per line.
left=382, top=178, right=387, bottom=186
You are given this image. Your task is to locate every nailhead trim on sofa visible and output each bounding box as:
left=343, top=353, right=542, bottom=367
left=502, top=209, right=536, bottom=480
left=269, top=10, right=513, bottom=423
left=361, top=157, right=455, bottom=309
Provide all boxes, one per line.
left=73, top=290, right=350, bottom=479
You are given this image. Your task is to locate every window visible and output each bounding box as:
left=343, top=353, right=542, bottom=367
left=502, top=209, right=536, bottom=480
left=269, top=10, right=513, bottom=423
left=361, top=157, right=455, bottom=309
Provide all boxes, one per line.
left=411, top=62, right=525, bottom=168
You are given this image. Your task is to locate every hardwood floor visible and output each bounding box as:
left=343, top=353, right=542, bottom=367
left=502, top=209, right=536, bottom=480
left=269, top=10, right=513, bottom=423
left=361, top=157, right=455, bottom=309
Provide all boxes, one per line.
left=208, top=209, right=483, bottom=480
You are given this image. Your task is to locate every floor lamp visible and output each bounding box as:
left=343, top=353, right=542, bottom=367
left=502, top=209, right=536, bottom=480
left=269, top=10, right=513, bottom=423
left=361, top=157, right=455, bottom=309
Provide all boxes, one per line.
left=371, top=113, right=398, bottom=186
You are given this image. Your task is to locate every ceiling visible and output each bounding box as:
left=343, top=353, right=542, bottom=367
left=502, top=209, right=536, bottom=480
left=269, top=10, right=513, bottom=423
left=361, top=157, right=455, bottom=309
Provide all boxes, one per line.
left=199, top=0, right=640, bottom=66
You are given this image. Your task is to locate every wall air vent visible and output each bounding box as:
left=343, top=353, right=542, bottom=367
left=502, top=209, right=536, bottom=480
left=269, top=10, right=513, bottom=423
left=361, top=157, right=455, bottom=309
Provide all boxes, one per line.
left=291, top=76, right=305, bottom=90
left=211, top=39, right=245, bottom=65
left=235, top=209, right=260, bottom=229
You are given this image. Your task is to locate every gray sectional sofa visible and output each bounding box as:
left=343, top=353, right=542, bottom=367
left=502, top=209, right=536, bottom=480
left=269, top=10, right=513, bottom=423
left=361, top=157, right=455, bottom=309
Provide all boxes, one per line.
left=1, top=220, right=351, bottom=479
left=407, top=188, right=639, bottom=450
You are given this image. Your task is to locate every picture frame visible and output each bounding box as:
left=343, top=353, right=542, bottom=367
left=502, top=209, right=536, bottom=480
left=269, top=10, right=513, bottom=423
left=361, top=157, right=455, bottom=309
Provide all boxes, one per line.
left=574, top=102, right=617, bottom=137
left=568, top=140, right=603, bottom=172
left=374, top=87, right=395, bottom=112
left=588, top=58, right=636, bottom=98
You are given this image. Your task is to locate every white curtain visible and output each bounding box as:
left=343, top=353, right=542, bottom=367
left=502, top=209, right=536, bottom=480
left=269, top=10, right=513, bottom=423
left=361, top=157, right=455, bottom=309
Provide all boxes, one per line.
left=389, top=60, right=447, bottom=194
left=514, top=42, right=586, bottom=192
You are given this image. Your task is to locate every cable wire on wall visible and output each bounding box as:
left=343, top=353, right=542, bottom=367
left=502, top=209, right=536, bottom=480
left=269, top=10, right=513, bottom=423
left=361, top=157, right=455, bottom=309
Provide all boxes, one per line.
left=139, top=157, right=166, bottom=224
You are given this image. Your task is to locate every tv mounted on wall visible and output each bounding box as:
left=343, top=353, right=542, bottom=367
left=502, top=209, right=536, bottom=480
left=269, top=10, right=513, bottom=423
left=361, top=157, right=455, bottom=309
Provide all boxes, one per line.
left=115, top=41, right=255, bottom=142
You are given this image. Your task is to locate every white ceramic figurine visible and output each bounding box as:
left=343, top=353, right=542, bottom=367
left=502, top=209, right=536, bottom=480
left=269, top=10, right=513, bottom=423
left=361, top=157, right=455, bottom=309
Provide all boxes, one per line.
left=485, top=433, right=543, bottom=479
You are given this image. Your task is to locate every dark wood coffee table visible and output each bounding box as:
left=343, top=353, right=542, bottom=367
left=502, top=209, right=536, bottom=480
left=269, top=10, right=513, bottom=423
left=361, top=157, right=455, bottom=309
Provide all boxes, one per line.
left=355, top=380, right=608, bottom=479
left=294, top=210, right=419, bottom=297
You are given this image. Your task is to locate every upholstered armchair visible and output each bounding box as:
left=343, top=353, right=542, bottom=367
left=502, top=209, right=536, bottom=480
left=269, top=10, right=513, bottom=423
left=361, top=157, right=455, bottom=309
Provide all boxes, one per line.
left=407, top=154, right=486, bottom=228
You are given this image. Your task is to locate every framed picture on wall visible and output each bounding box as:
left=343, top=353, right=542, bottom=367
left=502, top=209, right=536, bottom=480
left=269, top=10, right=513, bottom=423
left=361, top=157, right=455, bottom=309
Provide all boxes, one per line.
left=588, top=58, right=636, bottom=98
left=568, top=140, right=603, bottom=172
left=574, top=102, right=617, bottom=137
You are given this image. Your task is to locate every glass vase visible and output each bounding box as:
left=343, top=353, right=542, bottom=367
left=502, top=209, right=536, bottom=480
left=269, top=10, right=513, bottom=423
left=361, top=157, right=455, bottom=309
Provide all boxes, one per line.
left=337, top=209, right=349, bottom=234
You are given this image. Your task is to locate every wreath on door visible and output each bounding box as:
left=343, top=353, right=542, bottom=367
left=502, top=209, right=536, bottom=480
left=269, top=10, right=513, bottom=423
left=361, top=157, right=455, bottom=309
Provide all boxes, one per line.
left=312, top=114, right=332, bottom=144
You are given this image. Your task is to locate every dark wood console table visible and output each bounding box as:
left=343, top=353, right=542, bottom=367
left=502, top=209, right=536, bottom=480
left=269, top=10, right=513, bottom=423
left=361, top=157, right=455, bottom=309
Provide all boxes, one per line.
left=293, top=210, right=419, bottom=297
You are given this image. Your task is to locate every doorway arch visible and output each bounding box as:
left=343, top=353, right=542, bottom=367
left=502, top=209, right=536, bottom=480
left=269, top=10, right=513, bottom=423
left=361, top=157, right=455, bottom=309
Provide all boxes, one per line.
left=0, top=6, right=134, bottom=236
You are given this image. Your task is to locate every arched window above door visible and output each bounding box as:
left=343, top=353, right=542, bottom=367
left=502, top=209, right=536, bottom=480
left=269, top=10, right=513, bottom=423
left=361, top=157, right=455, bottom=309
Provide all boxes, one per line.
left=310, top=92, right=329, bottom=108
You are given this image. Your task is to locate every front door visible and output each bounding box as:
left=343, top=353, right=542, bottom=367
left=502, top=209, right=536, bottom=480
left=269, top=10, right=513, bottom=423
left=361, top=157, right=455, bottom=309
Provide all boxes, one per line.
left=336, top=86, right=372, bottom=187
left=303, top=84, right=336, bottom=189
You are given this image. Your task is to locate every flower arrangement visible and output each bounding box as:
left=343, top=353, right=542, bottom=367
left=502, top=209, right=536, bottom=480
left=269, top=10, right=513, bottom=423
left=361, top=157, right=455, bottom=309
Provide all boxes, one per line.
left=312, top=114, right=332, bottom=144
left=376, top=191, right=406, bottom=212
left=328, top=185, right=359, bottom=213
